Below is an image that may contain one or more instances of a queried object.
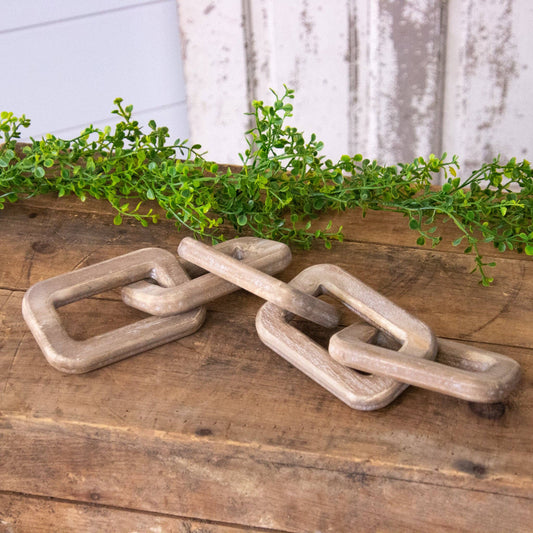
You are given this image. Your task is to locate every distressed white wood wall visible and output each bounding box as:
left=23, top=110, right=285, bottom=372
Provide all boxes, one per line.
left=443, top=0, right=533, bottom=172
left=0, top=0, right=189, bottom=142
left=177, top=0, right=533, bottom=181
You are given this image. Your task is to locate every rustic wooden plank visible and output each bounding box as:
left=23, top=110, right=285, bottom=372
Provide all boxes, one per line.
left=246, top=0, right=352, bottom=163
left=176, top=0, right=249, bottom=164
left=0, top=492, right=260, bottom=533
left=0, top=414, right=531, bottom=532
left=2, top=288, right=532, bottom=492
left=1, top=197, right=532, bottom=531
left=0, top=200, right=187, bottom=291
left=14, top=192, right=533, bottom=262
left=178, top=0, right=447, bottom=171
left=1, top=200, right=531, bottom=349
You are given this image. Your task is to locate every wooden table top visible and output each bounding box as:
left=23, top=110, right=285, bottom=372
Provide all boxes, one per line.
left=1, top=195, right=532, bottom=532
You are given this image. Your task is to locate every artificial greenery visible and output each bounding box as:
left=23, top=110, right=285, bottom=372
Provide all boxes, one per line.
left=1, top=86, right=532, bottom=285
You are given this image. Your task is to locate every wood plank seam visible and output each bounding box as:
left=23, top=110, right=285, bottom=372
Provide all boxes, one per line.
left=2, top=413, right=529, bottom=499
left=0, top=490, right=288, bottom=533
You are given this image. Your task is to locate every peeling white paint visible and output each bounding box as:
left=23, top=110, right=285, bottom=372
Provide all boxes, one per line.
left=246, top=0, right=352, bottom=162
left=443, top=0, right=533, bottom=177
left=349, top=0, right=445, bottom=165
left=176, top=0, right=249, bottom=163
left=178, top=0, right=532, bottom=178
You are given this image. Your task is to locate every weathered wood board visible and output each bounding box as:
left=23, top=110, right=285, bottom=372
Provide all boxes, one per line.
left=178, top=0, right=533, bottom=176
left=1, top=195, right=532, bottom=531
left=0, top=492, right=253, bottom=533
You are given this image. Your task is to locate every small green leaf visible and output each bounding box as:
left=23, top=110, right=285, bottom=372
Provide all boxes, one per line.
left=313, top=198, right=326, bottom=210
left=1, top=88, right=530, bottom=288
left=3, top=149, right=15, bottom=161
left=452, top=237, right=464, bottom=246
left=136, top=150, right=146, bottom=164
left=113, top=214, right=123, bottom=225
left=33, top=166, right=45, bottom=178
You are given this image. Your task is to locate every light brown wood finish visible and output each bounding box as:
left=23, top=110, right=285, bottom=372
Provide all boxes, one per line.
left=178, top=237, right=341, bottom=328
left=122, top=237, right=292, bottom=316
left=21, top=247, right=206, bottom=374
left=1, top=195, right=532, bottom=531
left=330, top=324, right=522, bottom=403
left=255, top=264, right=437, bottom=410
left=0, top=492, right=256, bottom=533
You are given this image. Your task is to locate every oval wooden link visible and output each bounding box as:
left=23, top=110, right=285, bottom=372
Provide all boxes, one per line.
left=122, top=237, right=292, bottom=316
left=22, top=248, right=205, bottom=374
left=178, top=237, right=341, bottom=328
left=255, top=264, right=437, bottom=410
left=329, top=324, right=521, bottom=403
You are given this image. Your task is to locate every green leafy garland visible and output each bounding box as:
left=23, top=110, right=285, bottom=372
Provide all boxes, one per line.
left=1, top=86, right=532, bottom=285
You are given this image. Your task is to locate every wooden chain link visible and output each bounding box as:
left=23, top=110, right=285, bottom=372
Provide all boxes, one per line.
left=22, top=237, right=521, bottom=408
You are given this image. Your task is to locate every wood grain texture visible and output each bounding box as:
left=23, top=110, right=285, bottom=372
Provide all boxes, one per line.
left=21, top=247, right=206, bottom=373
left=177, top=238, right=340, bottom=328
left=17, top=190, right=533, bottom=260
left=330, top=325, right=522, bottom=403
left=179, top=0, right=446, bottom=167
left=0, top=492, right=257, bottom=533
left=123, top=237, right=292, bottom=316
left=2, top=196, right=531, bottom=348
left=255, top=264, right=437, bottom=410
left=1, top=197, right=532, bottom=531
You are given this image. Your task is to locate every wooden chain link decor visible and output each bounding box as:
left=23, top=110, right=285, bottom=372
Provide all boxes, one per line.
left=22, top=237, right=521, bottom=409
